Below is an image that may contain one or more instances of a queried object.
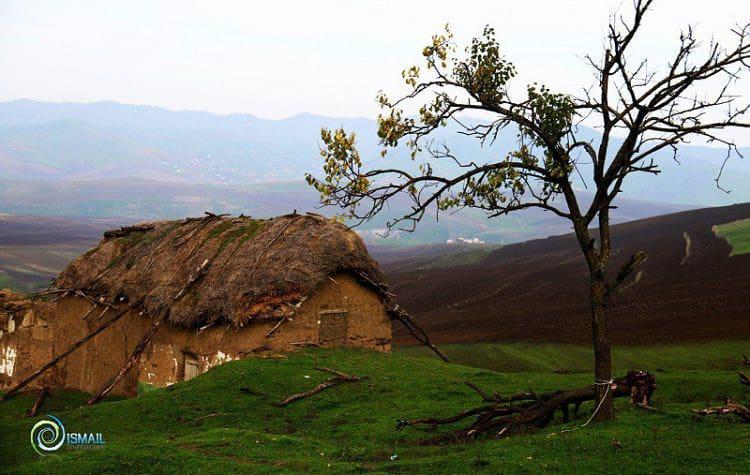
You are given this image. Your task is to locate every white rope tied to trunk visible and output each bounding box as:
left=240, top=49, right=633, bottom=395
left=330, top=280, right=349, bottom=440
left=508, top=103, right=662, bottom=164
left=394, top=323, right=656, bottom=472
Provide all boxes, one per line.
left=561, top=378, right=615, bottom=433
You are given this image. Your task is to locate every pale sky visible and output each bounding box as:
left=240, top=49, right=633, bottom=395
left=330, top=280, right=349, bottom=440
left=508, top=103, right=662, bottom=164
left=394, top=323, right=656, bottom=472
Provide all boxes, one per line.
left=1, top=0, right=749, bottom=140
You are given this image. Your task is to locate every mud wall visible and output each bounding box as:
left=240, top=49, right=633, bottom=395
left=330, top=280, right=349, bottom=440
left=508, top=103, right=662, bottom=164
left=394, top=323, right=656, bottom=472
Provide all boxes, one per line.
left=0, top=294, right=150, bottom=396
left=140, top=272, right=391, bottom=388
left=1, top=272, right=391, bottom=396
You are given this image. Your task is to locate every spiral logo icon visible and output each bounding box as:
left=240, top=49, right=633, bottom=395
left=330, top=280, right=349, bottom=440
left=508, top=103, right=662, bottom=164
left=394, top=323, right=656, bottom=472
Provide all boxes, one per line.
left=30, top=415, right=66, bottom=456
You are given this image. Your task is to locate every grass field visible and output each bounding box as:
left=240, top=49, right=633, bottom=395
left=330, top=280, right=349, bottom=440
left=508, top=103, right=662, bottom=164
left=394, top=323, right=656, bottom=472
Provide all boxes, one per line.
left=1, top=346, right=749, bottom=474
left=714, top=218, right=750, bottom=256
left=396, top=340, right=750, bottom=373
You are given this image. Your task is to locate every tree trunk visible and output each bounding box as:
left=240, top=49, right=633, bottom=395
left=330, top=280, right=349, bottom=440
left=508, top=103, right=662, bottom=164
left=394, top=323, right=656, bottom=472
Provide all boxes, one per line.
left=590, top=275, right=614, bottom=421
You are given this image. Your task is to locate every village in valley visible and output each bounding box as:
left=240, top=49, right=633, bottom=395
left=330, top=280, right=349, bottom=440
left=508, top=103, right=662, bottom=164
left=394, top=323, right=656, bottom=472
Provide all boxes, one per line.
left=1, top=0, right=750, bottom=473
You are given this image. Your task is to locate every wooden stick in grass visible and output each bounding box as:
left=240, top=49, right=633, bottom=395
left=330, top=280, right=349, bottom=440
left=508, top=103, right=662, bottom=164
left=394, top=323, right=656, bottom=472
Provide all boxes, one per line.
left=27, top=387, right=49, bottom=417
left=277, top=368, right=363, bottom=407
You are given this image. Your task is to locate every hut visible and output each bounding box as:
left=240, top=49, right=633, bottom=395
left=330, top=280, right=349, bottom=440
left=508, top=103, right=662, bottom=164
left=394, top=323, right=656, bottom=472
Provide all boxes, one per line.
left=0, top=213, right=419, bottom=399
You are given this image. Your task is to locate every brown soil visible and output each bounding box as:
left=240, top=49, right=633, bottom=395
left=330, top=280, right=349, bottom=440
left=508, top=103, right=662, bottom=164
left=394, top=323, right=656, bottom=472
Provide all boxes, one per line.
left=383, top=203, right=750, bottom=345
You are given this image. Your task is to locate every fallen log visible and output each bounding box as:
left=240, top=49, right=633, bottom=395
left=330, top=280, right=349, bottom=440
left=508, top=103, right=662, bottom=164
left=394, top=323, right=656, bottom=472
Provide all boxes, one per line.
left=396, top=370, right=656, bottom=442
left=693, top=399, right=750, bottom=423
left=27, top=387, right=49, bottom=417
left=277, top=367, right=363, bottom=407
left=0, top=305, right=131, bottom=402
left=87, top=315, right=165, bottom=405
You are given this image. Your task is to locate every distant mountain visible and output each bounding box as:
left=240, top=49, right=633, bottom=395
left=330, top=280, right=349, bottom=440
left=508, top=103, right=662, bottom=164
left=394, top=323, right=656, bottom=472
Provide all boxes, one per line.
left=0, top=178, right=690, bottom=246
left=0, top=100, right=381, bottom=184
left=1, top=99, right=748, bottom=207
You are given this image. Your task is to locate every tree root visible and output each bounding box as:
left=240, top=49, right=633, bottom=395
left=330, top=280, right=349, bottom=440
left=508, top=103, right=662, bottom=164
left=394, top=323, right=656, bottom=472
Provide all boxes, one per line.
left=396, top=370, right=656, bottom=443
left=277, top=368, right=363, bottom=407
left=694, top=399, right=750, bottom=423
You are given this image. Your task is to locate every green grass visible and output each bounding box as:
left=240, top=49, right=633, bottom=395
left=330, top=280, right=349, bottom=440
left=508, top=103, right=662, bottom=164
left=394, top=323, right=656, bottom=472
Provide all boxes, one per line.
left=396, top=340, right=750, bottom=373
left=1, top=347, right=749, bottom=474
left=216, top=221, right=264, bottom=253
left=714, top=218, right=750, bottom=256
left=206, top=219, right=265, bottom=254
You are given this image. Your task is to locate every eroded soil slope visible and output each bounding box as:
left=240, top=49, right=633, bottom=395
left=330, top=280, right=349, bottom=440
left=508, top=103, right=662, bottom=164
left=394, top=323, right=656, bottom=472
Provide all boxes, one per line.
left=382, top=203, right=750, bottom=345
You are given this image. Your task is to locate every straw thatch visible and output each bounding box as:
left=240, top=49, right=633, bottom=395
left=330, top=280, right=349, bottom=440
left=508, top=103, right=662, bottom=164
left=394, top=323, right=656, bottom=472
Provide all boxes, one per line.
left=55, top=213, right=389, bottom=329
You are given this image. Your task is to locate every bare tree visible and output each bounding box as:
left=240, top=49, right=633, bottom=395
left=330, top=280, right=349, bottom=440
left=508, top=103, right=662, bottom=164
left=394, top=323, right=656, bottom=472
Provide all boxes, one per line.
left=307, top=0, right=750, bottom=421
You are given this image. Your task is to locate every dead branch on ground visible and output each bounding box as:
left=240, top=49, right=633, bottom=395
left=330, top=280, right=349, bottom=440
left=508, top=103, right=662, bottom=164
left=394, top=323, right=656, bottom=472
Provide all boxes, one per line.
left=739, top=372, right=750, bottom=386
left=693, top=399, right=750, bottom=423
left=277, top=367, right=364, bottom=407
left=396, top=370, right=656, bottom=442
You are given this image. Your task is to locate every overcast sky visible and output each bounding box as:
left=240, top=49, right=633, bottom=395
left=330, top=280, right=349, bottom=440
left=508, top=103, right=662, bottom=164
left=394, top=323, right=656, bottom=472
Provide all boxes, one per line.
left=1, top=0, right=749, bottom=141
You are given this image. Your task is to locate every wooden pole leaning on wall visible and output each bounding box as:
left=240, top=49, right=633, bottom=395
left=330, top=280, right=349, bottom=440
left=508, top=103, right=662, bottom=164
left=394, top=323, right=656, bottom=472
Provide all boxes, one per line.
left=89, top=252, right=214, bottom=405
left=27, top=387, right=49, bottom=417
left=87, top=315, right=166, bottom=405
left=391, top=305, right=450, bottom=363
left=0, top=305, right=131, bottom=402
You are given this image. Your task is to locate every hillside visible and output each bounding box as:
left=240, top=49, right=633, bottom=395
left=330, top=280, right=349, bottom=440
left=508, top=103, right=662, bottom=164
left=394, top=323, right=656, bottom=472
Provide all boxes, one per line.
left=0, top=192, right=691, bottom=292
left=1, top=100, right=749, bottom=207
left=1, top=348, right=749, bottom=473
left=0, top=178, right=690, bottom=244
left=4, top=98, right=749, bottom=248
left=381, top=203, right=750, bottom=346
left=0, top=215, right=119, bottom=292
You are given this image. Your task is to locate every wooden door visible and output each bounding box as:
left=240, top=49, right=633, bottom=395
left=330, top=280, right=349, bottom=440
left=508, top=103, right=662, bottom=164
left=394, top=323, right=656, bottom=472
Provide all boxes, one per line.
left=183, top=353, right=200, bottom=381
left=318, top=310, right=348, bottom=345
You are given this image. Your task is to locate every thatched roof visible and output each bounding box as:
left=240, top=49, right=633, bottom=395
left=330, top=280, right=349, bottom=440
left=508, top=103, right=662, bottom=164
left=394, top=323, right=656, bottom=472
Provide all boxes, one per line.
left=55, top=213, right=389, bottom=329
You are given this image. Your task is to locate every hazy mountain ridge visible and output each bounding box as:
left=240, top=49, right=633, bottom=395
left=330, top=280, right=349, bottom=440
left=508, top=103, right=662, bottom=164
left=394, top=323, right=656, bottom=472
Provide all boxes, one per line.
left=1, top=99, right=748, bottom=207
left=0, top=177, right=693, bottom=246
left=0, top=99, right=746, bottom=245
